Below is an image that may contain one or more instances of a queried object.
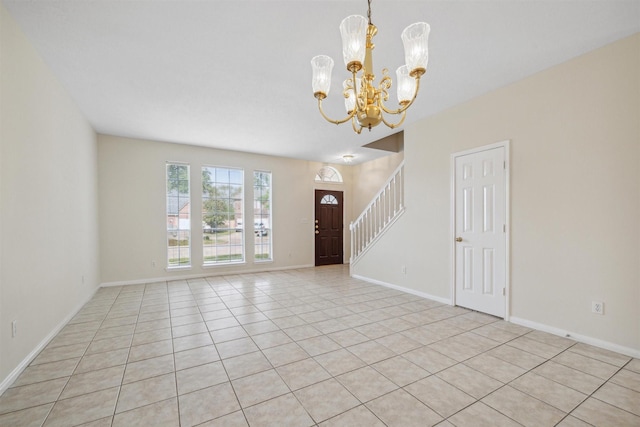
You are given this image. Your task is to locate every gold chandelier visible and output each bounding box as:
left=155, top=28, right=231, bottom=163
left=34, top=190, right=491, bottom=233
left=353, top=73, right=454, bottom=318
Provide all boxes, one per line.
left=311, top=0, right=430, bottom=133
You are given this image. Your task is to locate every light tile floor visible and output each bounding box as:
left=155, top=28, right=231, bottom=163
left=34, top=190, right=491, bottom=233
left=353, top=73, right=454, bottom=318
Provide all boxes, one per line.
left=1, top=265, right=639, bottom=426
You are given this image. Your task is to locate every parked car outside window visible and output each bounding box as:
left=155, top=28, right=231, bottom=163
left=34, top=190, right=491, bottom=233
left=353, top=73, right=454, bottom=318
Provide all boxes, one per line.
left=255, top=222, right=267, bottom=236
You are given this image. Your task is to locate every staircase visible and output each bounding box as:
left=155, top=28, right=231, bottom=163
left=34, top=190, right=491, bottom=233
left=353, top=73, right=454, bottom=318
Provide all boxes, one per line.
left=350, top=162, right=405, bottom=265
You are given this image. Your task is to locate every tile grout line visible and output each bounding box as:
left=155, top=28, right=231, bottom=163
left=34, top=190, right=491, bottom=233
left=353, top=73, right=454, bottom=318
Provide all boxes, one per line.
left=39, top=285, right=124, bottom=426
left=2, top=266, right=637, bottom=426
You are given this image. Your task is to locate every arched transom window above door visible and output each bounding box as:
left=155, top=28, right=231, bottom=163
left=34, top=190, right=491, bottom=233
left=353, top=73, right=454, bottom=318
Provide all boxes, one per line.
left=320, top=194, right=338, bottom=205
left=315, top=166, right=343, bottom=183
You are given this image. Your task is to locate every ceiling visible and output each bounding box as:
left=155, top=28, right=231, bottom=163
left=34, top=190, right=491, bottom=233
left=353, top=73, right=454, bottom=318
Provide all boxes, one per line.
left=3, top=1, right=639, bottom=165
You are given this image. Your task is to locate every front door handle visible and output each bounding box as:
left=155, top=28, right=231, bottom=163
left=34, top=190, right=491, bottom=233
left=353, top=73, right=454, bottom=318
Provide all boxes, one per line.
left=455, top=237, right=463, bottom=242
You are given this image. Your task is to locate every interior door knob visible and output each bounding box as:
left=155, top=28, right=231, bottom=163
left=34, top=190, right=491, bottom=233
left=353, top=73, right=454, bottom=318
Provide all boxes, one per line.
left=455, top=237, right=463, bottom=242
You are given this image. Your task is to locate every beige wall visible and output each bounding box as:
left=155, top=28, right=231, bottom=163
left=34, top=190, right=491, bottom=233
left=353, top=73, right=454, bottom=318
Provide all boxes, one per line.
left=98, top=135, right=354, bottom=284
left=0, top=4, right=99, bottom=387
left=352, top=151, right=404, bottom=217
left=354, top=34, right=640, bottom=355
left=3, top=0, right=634, bottom=392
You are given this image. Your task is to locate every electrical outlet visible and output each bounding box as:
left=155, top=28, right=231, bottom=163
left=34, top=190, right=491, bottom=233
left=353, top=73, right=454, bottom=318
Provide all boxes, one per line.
left=12, top=320, right=17, bottom=337
left=592, top=301, right=604, bottom=315
left=401, top=265, right=407, bottom=274
left=151, top=260, right=156, bottom=267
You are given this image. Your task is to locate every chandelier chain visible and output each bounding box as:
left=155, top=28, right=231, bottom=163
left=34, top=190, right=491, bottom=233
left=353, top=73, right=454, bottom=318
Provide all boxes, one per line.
left=367, top=0, right=372, bottom=25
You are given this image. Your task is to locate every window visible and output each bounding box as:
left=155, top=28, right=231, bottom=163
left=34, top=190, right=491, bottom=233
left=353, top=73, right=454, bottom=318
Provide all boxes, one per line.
left=254, top=171, right=272, bottom=261
left=202, top=166, right=244, bottom=265
left=321, top=194, right=338, bottom=204
left=315, top=166, right=343, bottom=183
left=166, top=163, right=190, bottom=268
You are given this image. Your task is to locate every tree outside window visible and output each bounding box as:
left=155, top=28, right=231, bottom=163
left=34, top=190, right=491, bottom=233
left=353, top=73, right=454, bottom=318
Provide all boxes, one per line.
left=202, top=166, right=244, bottom=264
left=166, top=163, right=190, bottom=268
left=254, top=171, right=272, bottom=261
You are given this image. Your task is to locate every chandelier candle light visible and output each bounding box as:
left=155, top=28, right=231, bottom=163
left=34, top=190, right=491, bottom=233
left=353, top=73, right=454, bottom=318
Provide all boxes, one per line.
left=311, top=0, right=430, bottom=133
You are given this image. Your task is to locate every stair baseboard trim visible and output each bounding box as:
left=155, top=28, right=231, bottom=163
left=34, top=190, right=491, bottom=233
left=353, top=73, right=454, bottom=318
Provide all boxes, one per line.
left=350, top=207, right=405, bottom=267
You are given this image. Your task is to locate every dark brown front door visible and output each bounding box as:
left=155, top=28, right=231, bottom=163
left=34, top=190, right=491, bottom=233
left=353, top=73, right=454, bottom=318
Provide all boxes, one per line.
left=315, top=190, right=344, bottom=266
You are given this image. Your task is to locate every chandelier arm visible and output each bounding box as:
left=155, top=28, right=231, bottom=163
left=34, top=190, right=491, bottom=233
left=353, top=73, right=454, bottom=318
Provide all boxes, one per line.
left=380, top=109, right=407, bottom=129
left=351, top=116, right=363, bottom=134
left=379, top=75, right=422, bottom=115
left=350, top=70, right=362, bottom=113
left=317, top=98, right=357, bottom=125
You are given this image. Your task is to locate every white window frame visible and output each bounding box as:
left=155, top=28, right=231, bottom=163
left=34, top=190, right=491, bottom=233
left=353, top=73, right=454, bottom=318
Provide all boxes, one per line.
left=254, top=170, right=272, bottom=262
left=166, top=162, right=191, bottom=269
left=202, top=165, right=245, bottom=266
left=315, top=166, right=343, bottom=183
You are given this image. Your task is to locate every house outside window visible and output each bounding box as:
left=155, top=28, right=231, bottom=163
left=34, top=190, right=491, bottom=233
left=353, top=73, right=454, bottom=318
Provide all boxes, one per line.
left=254, top=171, right=272, bottom=261
left=202, top=166, right=244, bottom=265
left=166, top=163, right=190, bottom=268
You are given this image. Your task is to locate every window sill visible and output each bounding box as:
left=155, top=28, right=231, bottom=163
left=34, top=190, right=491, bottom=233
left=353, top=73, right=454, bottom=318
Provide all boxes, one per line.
left=202, top=261, right=246, bottom=269
left=165, top=266, right=192, bottom=272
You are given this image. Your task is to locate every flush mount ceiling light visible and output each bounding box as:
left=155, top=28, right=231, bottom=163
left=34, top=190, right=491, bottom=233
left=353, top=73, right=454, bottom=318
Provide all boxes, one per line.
left=311, top=0, right=429, bottom=134
left=342, top=154, right=355, bottom=163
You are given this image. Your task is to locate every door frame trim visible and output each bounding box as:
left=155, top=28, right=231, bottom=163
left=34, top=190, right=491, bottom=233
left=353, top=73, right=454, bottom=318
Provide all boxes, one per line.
left=449, top=140, right=511, bottom=320
left=314, top=189, right=345, bottom=266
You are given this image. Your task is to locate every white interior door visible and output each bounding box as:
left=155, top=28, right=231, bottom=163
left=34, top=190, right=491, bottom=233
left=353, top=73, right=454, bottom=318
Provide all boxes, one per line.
left=454, top=146, right=507, bottom=317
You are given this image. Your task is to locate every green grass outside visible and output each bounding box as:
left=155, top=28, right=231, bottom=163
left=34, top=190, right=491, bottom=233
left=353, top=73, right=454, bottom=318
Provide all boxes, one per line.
left=204, top=254, right=244, bottom=263
left=170, top=251, right=270, bottom=265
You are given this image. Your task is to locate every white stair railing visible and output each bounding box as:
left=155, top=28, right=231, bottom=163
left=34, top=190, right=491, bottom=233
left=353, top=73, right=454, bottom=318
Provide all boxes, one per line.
left=350, top=162, right=405, bottom=265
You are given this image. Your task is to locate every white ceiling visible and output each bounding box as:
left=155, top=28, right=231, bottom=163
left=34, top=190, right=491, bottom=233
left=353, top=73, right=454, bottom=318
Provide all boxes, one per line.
left=3, top=1, right=639, bottom=164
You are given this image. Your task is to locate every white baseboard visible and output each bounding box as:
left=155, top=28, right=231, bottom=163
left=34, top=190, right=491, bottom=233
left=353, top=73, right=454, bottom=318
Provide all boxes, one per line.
left=509, top=316, right=640, bottom=359
left=350, top=274, right=639, bottom=359
left=100, top=263, right=315, bottom=287
left=351, top=274, right=452, bottom=305
left=0, top=287, right=100, bottom=395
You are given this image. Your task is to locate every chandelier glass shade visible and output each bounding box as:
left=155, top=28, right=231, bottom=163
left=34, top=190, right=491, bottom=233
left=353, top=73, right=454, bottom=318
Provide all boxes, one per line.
left=311, top=1, right=429, bottom=133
